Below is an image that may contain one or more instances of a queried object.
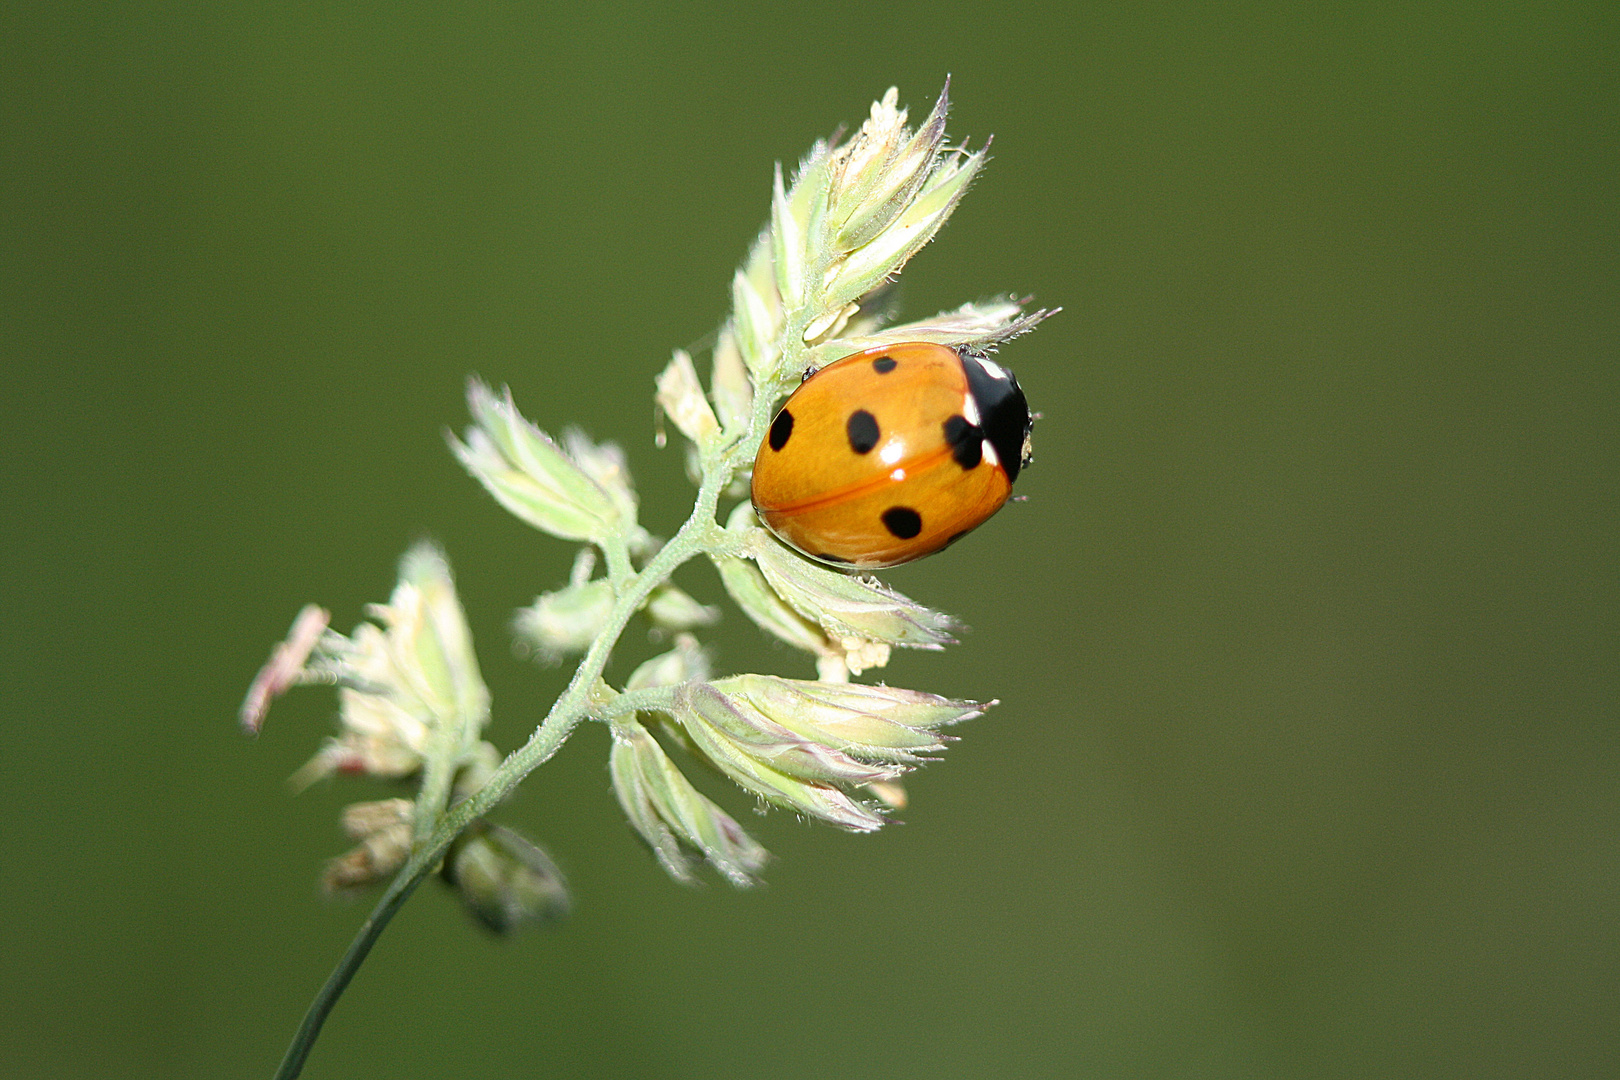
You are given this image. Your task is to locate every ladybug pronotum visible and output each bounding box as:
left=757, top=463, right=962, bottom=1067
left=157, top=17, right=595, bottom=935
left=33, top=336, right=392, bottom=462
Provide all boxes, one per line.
left=751, top=341, right=1032, bottom=569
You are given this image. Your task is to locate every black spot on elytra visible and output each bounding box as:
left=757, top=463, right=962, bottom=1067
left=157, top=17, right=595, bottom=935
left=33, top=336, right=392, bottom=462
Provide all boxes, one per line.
left=872, top=356, right=897, bottom=373
left=768, top=409, right=794, bottom=451
left=881, top=506, right=922, bottom=539
left=846, top=409, right=880, bottom=454
left=942, top=414, right=983, bottom=470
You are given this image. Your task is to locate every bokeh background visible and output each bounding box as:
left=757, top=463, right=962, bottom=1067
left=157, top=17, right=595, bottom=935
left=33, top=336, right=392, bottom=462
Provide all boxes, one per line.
left=3, top=4, right=1615, bottom=1078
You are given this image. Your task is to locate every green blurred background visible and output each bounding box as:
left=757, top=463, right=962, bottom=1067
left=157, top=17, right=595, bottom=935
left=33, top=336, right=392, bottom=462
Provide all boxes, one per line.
left=3, top=3, right=1615, bottom=1078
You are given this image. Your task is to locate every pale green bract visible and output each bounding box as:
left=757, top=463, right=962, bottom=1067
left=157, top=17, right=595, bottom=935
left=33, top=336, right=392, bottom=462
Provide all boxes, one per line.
left=449, top=380, right=626, bottom=544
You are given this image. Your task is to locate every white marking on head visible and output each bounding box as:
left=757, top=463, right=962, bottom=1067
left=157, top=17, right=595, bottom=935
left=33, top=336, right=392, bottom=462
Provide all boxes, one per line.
left=969, top=355, right=1009, bottom=382
left=981, top=439, right=1001, bottom=469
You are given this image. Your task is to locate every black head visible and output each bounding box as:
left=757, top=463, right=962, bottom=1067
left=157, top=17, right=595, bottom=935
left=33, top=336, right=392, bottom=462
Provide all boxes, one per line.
left=960, top=352, right=1032, bottom=482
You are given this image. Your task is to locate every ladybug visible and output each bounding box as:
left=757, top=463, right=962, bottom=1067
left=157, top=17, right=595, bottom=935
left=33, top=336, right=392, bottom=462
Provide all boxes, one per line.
left=751, top=341, right=1032, bottom=568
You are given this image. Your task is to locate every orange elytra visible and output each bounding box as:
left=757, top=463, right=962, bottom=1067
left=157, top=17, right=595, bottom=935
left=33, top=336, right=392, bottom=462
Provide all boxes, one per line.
left=750, top=341, right=1032, bottom=568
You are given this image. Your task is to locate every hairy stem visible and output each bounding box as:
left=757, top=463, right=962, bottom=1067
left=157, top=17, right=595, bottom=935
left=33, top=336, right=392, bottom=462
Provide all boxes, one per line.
left=274, top=465, right=730, bottom=1079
